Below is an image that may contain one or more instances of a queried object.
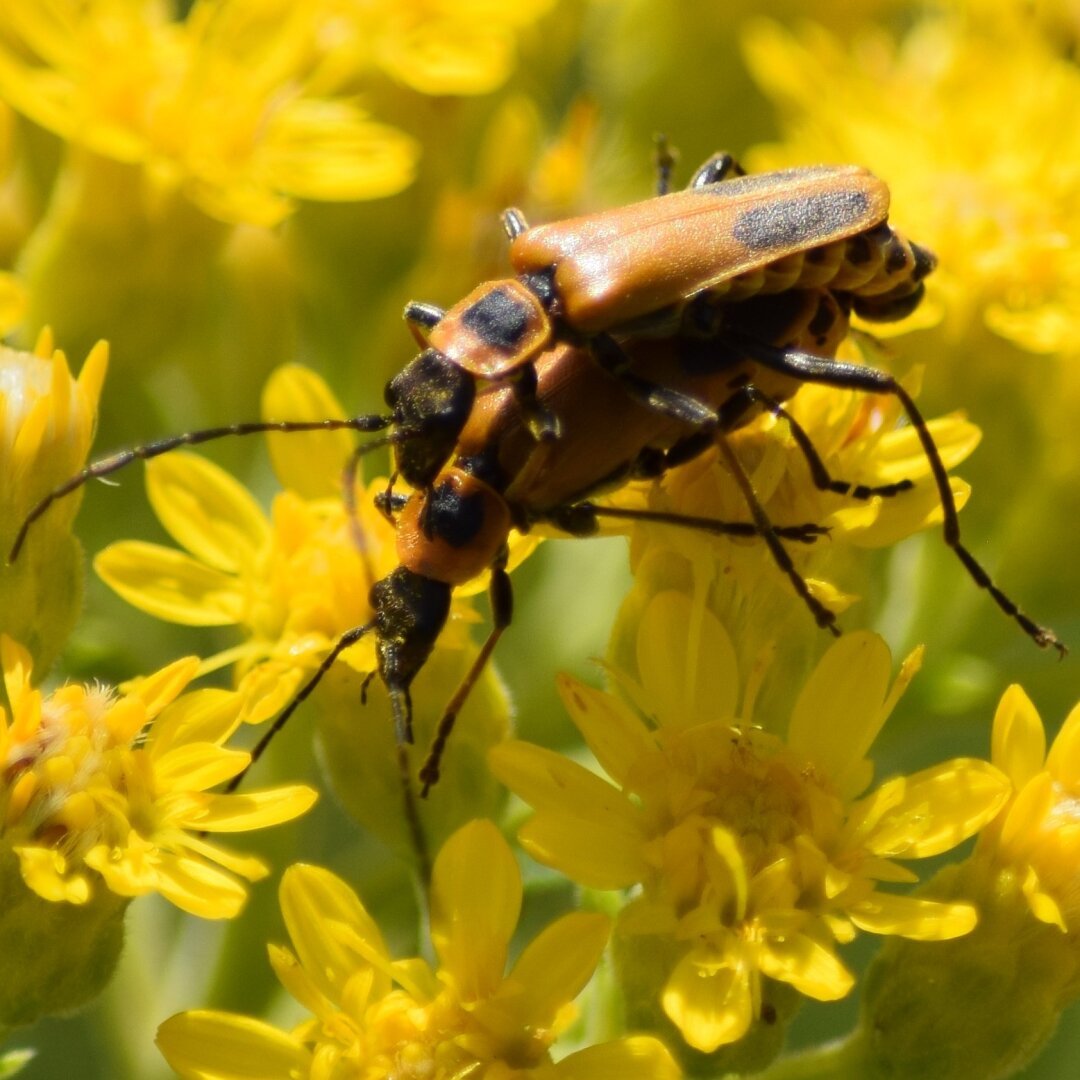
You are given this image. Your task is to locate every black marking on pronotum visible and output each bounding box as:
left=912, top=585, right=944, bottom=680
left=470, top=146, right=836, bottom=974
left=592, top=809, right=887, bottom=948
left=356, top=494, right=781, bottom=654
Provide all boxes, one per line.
left=461, top=286, right=532, bottom=350
left=419, top=481, right=487, bottom=547
left=732, top=191, right=872, bottom=251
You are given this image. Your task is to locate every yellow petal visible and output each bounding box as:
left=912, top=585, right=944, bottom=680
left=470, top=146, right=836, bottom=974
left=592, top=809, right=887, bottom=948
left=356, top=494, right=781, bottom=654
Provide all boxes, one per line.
left=154, top=854, right=253, bottom=919
left=148, top=689, right=243, bottom=757
left=991, top=684, right=1046, bottom=788
left=14, top=846, right=91, bottom=904
left=1, top=635, right=34, bottom=715
left=788, top=631, right=892, bottom=786
left=555, top=673, right=652, bottom=787
left=553, top=1037, right=680, bottom=1080
left=1021, top=866, right=1067, bottom=932
left=488, top=741, right=640, bottom=829
left=431, top=820, right=520, bottom=1001
left=381, top=25, right=515, bottom=96
left=863, top=759, right=1010, bottom=858
left=196, top=787, right=319, bottom=832
left=124, top=656, right=201, bottom=717
left=262, top=364, right=358, bottom=500
left=157, top=1010, right=311, bottom=1079
left=508, top=912, right=610, bottom=1022
left=153, top=743, right=250, bottom=792
left=280, top=864, right=392, bottom=1003
left=636, top=592, right=738, bottom=729
left=267, top=943, right=338, bottom=1019
left=1046, top=699, right=1080, bottom=787
left=999, top=770, right=1055, bottom=853
left=662, top=950, right=752, bottom=1052
left=96, top=542, right=246, bottom=625
left=176, top=833, right=269, bottom=882
left=848, top=893, right=977, bottom=940
left=146, top=454, right=269, bottom=573
left=757, top=933, right=853, bottom=1000
left=519, top=812, right=649, bottom=889
left=262, top=103, right=419, bottom=201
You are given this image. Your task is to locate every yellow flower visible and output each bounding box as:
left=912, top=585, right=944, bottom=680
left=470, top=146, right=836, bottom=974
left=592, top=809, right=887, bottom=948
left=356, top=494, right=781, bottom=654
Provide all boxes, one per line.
left=0, top=331, right=107, bottom=674
left=490, top=596, right=1009, bottom=1055
left=742, top=15, right=1080, bottom=353
left=0, top=635, right=316, bottom=917
left=848, top=683, right=1080, bottom=1080
left=94, top=365, right=520, bottom=856
left=95, top=364, right=489, bottom=707
left=606, top=337, right=977, bottom=676
left=979, top=685, right=1080, bottom=933
left=336, top=0, right=558, bottom=98
left=0, top=0, right=420, bottom=226
left=157, top=820, right=680, bottom=1080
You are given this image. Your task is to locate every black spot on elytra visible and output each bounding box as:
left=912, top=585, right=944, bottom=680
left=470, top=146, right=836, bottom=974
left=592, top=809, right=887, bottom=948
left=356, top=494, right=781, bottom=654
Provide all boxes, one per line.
left=731, top=190, right=872, bottom=251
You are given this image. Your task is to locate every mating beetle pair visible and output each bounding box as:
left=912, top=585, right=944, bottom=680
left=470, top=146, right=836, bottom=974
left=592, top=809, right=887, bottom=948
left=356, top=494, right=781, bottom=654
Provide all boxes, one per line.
left=11, top=147, right=1064, bottom=803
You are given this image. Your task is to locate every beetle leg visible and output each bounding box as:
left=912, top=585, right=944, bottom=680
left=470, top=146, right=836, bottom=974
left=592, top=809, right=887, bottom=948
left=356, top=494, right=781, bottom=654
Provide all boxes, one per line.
left=742, top=383, right=916, bottom=501
left=418, top=546, right=513, bottom=795
left=502, top=207, right=530, bottom=240
left=592, top=333, right=721, bottom=427
left=340, top=448, right=382, bottom=585
left=555, top=501, right=829, bottom=546
left=654, top=134, right=678, bottom=195
left=403, top=300, right=445, bottom=348
left=688, top=152, right=746, bottom=189
left=511, top=362, right=563, bottom=441
left=734, top=334, right=1066, bottom=654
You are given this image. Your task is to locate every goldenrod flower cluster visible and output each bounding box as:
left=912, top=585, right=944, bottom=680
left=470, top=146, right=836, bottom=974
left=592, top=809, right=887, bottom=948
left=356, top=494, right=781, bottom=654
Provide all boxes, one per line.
left=0, top=2, right=1076, bottom=1080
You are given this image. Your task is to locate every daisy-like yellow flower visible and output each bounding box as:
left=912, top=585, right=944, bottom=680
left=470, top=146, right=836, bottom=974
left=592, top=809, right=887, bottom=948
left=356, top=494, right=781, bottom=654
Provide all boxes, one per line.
left=490, top=595, right=1010, bottom=1059
left=94, top=363, right=519, bottom=700
left=742, top=15, right=1080, bottom=354
left=978, top=685, right=1080, bottom=933
left=0, top=634, right=315, bottom=917
left=331, top=0, right=558, bottom=98
left=0, top=330, right=106, bottom=674
left=94, top=364, right=521, bottom=855
left=606, top=336, right=978, bottom=684
left=0, top=0, right=421, bottom=227
left=157, top=819, right=681, bottom=1080
left=846, top=685, right=1080, bottom=1079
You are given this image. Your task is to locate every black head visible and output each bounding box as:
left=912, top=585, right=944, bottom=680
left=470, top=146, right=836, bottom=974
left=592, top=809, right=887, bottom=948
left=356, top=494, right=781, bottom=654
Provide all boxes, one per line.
left=385, top=349, right=476, bottom=489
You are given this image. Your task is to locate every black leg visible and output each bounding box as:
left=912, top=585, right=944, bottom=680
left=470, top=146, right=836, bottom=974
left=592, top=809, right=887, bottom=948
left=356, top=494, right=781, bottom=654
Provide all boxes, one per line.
left=654, top=134, right=677, bottom=196
left=511, top=362, right=562, bottom=441
left=502, top=208, right=529, bottom=240
left=688, top=152, right=745, bottom=189
left=743, top=383, right=915, bottom=501
left=549, top=502, right=828, bottom=546
left=403, top=301, right=445, bottom=349
left=734, top=334, right=1065, bottom=654
left=591, top=333, right=721, bottom=427
left=418, top=548, right=513, bottom=795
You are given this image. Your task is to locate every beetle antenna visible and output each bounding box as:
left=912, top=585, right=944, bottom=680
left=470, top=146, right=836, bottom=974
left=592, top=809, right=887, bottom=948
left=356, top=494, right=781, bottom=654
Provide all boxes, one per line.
left=8, top=414, right=396, bottom=563
left=222, top=619, right=376, bottom=795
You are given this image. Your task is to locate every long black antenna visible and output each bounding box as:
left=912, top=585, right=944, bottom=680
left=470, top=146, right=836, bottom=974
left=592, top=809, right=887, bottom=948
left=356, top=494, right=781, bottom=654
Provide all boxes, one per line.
left=9, top=415, right=395, bottom=562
